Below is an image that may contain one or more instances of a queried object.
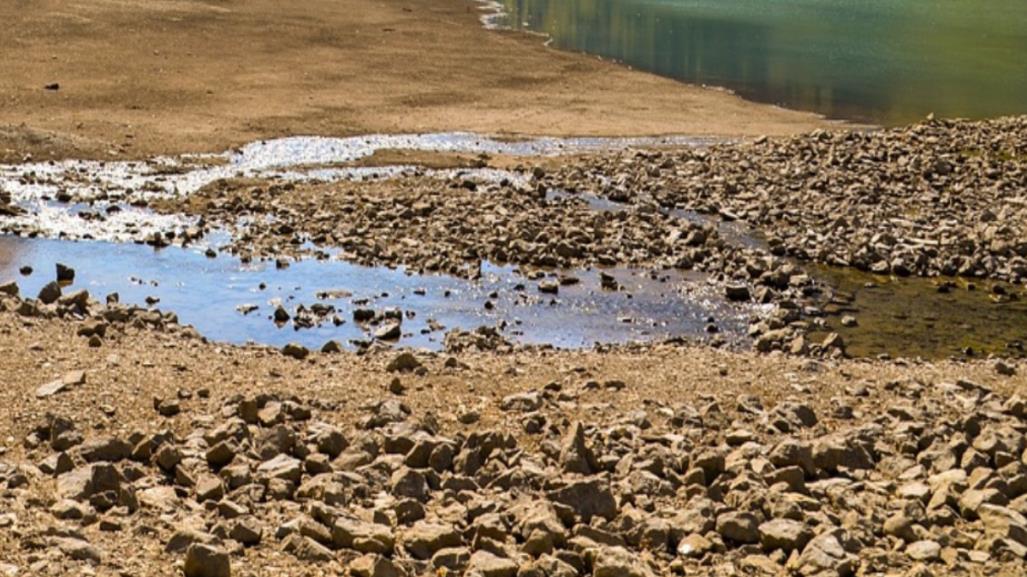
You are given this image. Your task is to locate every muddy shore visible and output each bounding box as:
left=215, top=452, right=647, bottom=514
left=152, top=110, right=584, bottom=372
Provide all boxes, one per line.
left=0, top=0, right=827, bottom=163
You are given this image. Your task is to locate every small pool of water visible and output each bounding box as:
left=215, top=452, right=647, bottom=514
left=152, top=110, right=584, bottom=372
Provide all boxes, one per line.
left=0, top=236, right=759, bottom=351
left=811, top=265, right=1027, bottom=359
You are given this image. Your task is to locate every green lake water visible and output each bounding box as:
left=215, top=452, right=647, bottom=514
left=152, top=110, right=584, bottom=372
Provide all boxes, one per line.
left=494, top=0, right=1027, bottom=124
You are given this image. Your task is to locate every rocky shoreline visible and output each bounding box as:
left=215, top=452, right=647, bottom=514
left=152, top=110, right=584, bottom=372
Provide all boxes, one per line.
left=0, top=303, right=1024, bottom=577
left=136, top=117, right=1027, bottom=358
left=547, top=116, right=1027, bottom=284
left=3, top=118, right=1025, bottom=359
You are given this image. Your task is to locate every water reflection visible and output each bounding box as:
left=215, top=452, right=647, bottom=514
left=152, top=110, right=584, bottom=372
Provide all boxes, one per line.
left=496, top=0, right=1027, bottom=124
left=0, top=235, right=756, bottom=351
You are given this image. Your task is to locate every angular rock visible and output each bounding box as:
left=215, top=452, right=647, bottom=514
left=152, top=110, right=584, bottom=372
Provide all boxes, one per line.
left=332, top=517, right=395, bottom=555
left=402, top=522, right=462, bottom=560
left=546, top=478, right=617, bottom=523
left=791, top=530, right=856, bottom=577
left=717, top=511, right=759, bottom=544
left=468, top=550, right=518, bottom=577
left=759, top=518, right=813, bottom=552
left=592, top=546, right=654, bottom=577
left=184, top=544, right=231, bottom=577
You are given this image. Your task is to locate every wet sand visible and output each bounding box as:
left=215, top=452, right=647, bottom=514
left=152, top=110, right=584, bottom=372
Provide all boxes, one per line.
left=0, top=0, right=829, bottom=163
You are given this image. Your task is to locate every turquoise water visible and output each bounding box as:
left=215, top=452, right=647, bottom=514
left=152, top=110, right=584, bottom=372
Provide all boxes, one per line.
left=495, top=0, right=1027, bottom=124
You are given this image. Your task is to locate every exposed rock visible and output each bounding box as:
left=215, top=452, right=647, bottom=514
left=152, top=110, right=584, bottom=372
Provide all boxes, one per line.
left=716, top=511, right=759, bottom=544
left=759, top=518, right=813, bottom=552
left=183, top=544, right=231, bottom=577
left=386, top=352, right=422, bottom=373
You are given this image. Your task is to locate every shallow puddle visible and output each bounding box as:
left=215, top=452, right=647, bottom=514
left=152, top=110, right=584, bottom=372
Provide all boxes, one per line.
left=811, top=265, right=1027, bottom=359
left=0, top=236, right=760, bottom=351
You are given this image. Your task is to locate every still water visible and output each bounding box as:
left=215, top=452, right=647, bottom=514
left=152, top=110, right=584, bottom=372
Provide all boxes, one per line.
left=494, top=0, right=1027, bottom=124
left=0, top=236, right=756, bottom=351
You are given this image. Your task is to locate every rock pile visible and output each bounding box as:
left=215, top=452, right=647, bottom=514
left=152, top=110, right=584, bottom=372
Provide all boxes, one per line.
left=4, top=367, right=1027, bottom=575
left=166, top=177, right=776, bottom=282
left=548, top=116, right=1027, bottom=284
left=0, top=278, right=196, bottom=350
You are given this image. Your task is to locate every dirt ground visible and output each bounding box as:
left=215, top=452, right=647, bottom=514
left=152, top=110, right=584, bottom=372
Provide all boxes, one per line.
left=1, top=310, right=1025, bottom=576
left=1, top=312, right=1021, bottom=464
left=0, top=0, right=829, bottom=163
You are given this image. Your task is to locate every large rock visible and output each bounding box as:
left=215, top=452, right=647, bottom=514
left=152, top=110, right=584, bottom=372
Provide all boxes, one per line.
left=38, top=281, right=61, bottom=304
left=467, top=550, right=518, bottom=577
left=184, top=544, right=231, bottom=577
left=546, top=477, right=617, bottom=523
left=978, top=504, right=1027, bottom=547
left=905, top=540, right=940, bottom=561
left=257, top=454, right=303, bottom=484
left=56, top=463, right=122, bottom=501
left=281, top=343, right=309, bottom=360
left=759, top=518, right=813, bottom=552
left=166, top=529, right=218, bottom=554
left=676, top=533, right=714, bottom=558
left=789, top=530, right=856, bottom=577
left=592, top=546, right=655, bottom=577
left=386, top=352, right=421, bottom=373
left=56, top=263, right=75, bottom=283
left=36, top=370, right=87, bottom=398
left=332, top=518, right=395, bottom=554
left=282, top=534, right=334, bottom=561
left=402, top=522, right=462, bottom=559
left=77, top=436, right=132, bottom=462
left=559, top=422, right=596, bottom=475
left=716, top=511, right=759, bottom=544
left=812, top=431, right=875, bottom=472
left=0, top=281, right=18, bottom=297
left=53, top=537, right=102, bottom=563
left=390, top=466, right=429, bottom=501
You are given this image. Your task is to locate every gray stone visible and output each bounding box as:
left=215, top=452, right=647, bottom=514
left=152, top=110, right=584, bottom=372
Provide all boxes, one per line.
left=38, top=281, right=61, bottom=304
left=546, top=478, right=617, bottom=523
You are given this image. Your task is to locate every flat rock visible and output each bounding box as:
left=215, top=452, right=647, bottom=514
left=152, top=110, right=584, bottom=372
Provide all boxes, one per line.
left=759, top=518, right=812, bottom=552
left=467, top=550, right=518, bottom=577
left=402, top=521, right=462, bottom=560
